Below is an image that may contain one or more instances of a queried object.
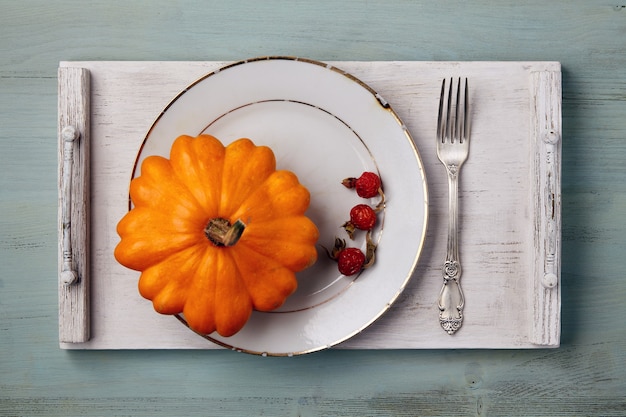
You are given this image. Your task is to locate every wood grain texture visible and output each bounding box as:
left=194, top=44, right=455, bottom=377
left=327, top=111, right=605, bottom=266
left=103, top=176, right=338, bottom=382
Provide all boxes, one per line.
left=57, top=67, right=90, bottom=343
left=1, top=0, right=625, bottom=415
left=530, top=69, right=562, bottom=346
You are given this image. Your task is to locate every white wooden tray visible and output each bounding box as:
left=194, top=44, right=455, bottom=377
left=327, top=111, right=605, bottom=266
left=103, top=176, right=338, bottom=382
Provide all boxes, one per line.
left=58, top=60, right=561, bottom=350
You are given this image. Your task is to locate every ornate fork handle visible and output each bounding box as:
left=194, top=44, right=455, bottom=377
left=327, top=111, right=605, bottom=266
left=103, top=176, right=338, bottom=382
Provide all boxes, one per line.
left=437, top=163, right=465, bottom=334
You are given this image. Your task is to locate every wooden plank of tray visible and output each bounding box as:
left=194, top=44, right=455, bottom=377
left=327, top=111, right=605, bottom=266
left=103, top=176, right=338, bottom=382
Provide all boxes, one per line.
left=58, top=60, right=561, bottom=350
left=58, top=67, right=90, bottom=343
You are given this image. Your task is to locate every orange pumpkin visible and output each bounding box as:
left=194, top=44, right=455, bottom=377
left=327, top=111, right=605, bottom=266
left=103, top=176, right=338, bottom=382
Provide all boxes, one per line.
left=114, top=134, right=319, bottom=337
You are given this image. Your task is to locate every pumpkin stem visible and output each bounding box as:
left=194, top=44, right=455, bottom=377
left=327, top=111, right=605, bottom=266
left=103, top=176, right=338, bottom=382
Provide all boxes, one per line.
left=204, top=218, right=246, bottom=247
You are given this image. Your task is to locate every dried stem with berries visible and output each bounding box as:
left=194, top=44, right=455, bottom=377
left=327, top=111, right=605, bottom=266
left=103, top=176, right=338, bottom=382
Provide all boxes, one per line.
left=326, top=171, right=385, bottom=276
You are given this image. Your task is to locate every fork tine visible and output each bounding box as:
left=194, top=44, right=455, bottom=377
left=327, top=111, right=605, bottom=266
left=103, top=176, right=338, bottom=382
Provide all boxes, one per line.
left=464, top=77, right=470, bottom=142
left=445, top=77, right=453, bottom=142
left=437, top=78, right=446, bottom=141
left=454, top=78, right=461, bottom=143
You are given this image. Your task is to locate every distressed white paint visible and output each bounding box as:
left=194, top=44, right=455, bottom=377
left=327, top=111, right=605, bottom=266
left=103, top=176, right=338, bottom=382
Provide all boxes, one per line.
left=58, top=67, right=91, bottom=343
left=530, top=70, right=562, bottom=345
left=57, top=61, right=561, bottom=349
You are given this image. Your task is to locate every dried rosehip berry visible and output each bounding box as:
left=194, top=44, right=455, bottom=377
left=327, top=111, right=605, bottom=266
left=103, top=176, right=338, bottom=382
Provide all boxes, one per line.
left=337, top=247, right=366, bottom=276
left=354, top=172, right=382, bottom=198
left=355, top=172, right=382, bottom=198
left=350, top=204, right=376, bottom=230
left=342, top=172, right=382, bottom=198
left=343, top=204, right=376, bottom=239
left=323, top=234, right=377, bottom=274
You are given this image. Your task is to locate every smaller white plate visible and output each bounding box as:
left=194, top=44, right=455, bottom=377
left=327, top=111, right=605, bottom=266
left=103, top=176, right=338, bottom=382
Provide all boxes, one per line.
left=135, top=57, right=428, bottom=355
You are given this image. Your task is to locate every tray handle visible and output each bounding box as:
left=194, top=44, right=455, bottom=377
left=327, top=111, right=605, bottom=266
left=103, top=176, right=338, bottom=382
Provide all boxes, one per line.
left=58, top=67, right=90, bottom=343
left=530, top=69, right=562, bottom=346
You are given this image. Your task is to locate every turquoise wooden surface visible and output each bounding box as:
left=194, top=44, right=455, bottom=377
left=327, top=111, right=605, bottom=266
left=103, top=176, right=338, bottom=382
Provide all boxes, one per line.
left=1, top=0, right=625, bottom=415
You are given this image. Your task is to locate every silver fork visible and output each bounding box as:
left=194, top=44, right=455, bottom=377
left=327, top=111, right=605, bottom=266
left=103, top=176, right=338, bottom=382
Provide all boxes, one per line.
left=436, top=77, right=470, bottom=335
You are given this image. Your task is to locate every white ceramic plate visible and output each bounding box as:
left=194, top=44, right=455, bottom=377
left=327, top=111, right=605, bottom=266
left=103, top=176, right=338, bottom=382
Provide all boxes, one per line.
left=134, top=57, right=428, bottom=356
